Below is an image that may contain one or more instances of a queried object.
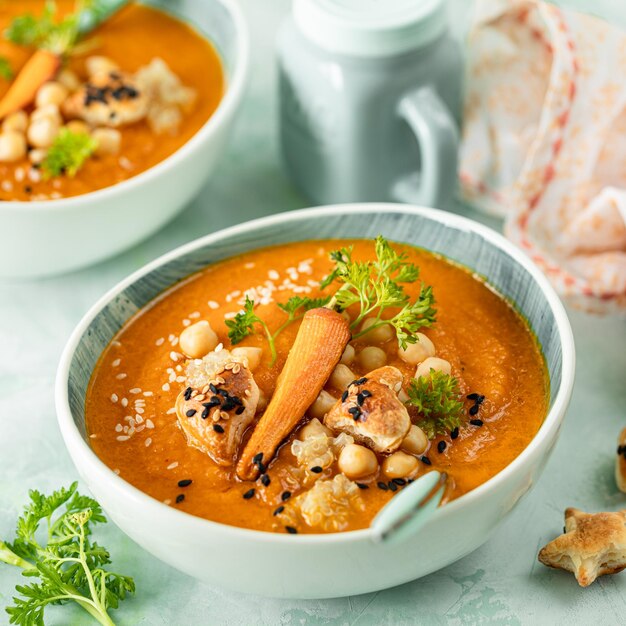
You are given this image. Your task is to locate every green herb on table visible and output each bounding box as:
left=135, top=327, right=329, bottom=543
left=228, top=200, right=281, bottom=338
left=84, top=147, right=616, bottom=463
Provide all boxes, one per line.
left=321, top=235, right=436, bottom=348
left=406, top=370, right=464, bottom=439
left=0, top=56, right=13, bottom=80
left=42, top=128, right=98, bottom=178
left=0, top=482, right=134, bottom=626
left=226, top=294, right=330, bottom=366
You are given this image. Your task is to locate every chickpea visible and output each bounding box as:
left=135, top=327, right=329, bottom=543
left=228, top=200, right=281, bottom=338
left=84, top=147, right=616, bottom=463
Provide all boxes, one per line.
left=338, top=444, right=378, bottom=479
left=28, top=148, right=47, bottom=165
left=398, top=332, right=435, bottom=365
left=57, top=68, right=80, bottom=92
left=340, top=310, right=352, bottom=324
left=0, top=131, right=26, bottom=162
left=340, top=344, right=355, bottom=365
left=360, top=317, right=395, bottom=344
left=329, top=364, right=355, bottom=391
left=415, top=357, right=451, bottom=379
left=300, top=417, right=332, bottom=440
left=382, top=451, right=419, bottom=479
left=65, top=120, right=90, bottom=135
left=27, top=117, right=60, bottom=149
left=357, top=346, right=387, bottom=371
left=2, top=110, right=28, bottom=134
left=92, top=127, right=121, bottom=157
left=31, top=104, right=62, bottom=124
left=401, top=425, right=429, bottom=456
left=178, top=321, right=218, bottom=358
left=35, top=82, right=68, bottom=108
left=231, top=346, right=262, bottom=371
left=398, top=388, right=409, bottom=404
left=308, top=390, right=337, bottom=420
left=85, top=55, right=119, bottom=77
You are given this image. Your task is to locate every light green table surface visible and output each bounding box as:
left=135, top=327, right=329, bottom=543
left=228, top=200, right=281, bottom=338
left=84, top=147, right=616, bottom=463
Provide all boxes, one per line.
left=1, top=1, right=626, bottom=624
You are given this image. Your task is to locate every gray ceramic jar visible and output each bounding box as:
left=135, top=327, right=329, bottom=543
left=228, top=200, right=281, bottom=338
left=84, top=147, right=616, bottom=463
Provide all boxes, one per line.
left=278, top=0, right=463, bottom=208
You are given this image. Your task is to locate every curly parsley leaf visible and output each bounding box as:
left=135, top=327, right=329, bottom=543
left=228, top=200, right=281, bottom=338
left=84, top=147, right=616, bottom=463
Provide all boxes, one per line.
left=322, top=235, right=436, bottom=348
left=406, top=370, right=465, bottom=439
left=0, top=57, right=13, bottom=80
left=41, top=129, right=97, bottom=179
left=1, top=482, right=135, bottom=626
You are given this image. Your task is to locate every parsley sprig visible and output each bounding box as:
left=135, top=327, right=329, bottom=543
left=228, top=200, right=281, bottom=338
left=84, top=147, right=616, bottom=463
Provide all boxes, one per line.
left=42, top=129, right=98, bottom=179
left=406, top=370, right=465, bottom=439
left=0, top=482, right=134, bottom=626
left=226, top=295, right=330, bottom=366
left=0, top=56, right=13, bottom=80
left=322, top=236, right=436, bottom=348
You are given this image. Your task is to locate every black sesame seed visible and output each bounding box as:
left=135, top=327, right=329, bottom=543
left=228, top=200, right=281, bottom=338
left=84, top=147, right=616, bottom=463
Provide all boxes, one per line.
left=184, top=387, right=193, bottom=400
left=235, top=406, right=245, bottom=415
left=357, top=392, right=367, bottom=406
left=388, top=481, right=398, bottom=492
left=175, top=494, right=185, bottom=504
left=217, top=388, right=229, bottom=397
left=213, top=424, right=224, bottom=433
left=273, top=505, right=284, bottom=516
left=341, top=390, right=349, bottom=402
left=470, top=419, right=484, bottom=427
left=469, top=404, right=480, bottom=416
left=221, top=399, right=236, bottom=412
left=257, top=463, right=267, bottom=474
left=201, top=408, right=210, bottom=419
left=253, top=452, right=264, bottom=465
left=420, top=456, right=432, bottom=466
left=177, top=479, right=192, bottom=488
left=281, top=491, right=292, bottom=502
left=348, top=406, right=362, bottom=420
left=477, top=395, right=485, bottom=404
left=437, top=441, right=447, bottom=453
left=407, top=478, right=414, bottom=483
left=618, top=446, right=624, bottom=455
left=243, top=488, right=255, bottom=500
left=209, top=383, right=218, bottom=394
left=353, top=377, right=368, bottom=385
left=310, top=466, right=323, bottom=474
left=392, top=478, right=406, bottom=486
left=285, top=526, right=298, bottom=534
left=467, top=393, right=479, bottom=401
left=450, top=427, right=459, bottom=440
left=204, top=396, right=221, bottom=408
left=24, top=185, right=32, bottom=194
left=356, top=482, right=369, bottom=490
left=260, top=474, right=271, bottom=487
left=377, top=481, right=389, bottom=491
left=185, top=409, right=197, bottom=417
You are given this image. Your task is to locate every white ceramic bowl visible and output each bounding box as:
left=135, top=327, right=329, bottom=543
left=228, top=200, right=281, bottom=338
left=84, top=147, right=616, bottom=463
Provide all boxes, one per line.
left=0, top=0, right=248, bottom=279
left=56, top=204, right=575, bottom=599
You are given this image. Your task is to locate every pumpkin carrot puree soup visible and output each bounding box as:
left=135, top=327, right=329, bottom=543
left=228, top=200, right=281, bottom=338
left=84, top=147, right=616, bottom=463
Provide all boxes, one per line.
left=85, top=238, right=549, bottom=534
left=0, top=1, right=224, bottom=200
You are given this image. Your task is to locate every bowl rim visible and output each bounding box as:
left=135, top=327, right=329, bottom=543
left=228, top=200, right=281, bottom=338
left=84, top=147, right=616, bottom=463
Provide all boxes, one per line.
left=55, top=203, right=576, bottom=545
left=0, top=0, right=249, bottom=213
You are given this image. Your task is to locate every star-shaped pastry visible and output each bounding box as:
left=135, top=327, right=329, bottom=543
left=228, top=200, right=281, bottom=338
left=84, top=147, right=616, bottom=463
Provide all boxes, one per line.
left=538, top=508, right=626, bottom=586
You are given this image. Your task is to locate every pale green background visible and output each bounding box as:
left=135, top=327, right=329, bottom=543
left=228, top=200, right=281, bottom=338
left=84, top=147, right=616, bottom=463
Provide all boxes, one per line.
left=1, top=1, right=626, bottom=624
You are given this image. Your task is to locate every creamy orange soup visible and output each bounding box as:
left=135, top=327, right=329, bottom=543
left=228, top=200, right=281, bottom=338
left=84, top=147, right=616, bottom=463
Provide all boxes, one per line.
left=0, top=1, right=224, bottom=200
left=86, top=240, right=548, bottom=534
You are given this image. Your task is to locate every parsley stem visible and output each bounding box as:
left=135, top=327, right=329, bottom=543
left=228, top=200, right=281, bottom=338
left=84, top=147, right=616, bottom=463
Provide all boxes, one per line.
left=0, top=540, right=33, bottom=570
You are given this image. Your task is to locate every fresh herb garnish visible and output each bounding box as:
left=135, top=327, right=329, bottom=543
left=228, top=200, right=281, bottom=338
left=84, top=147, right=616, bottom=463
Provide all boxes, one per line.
left=322, top=236, right=436, bottom=348
left=0, top=482, right=134, bottom=626
left=41, top=129, right=97, bottom=178
left=0, top=56, right=13, bottom=80
left=226, top=295, right=329, bottom=366
left=406, top=370, right=464, bottom=439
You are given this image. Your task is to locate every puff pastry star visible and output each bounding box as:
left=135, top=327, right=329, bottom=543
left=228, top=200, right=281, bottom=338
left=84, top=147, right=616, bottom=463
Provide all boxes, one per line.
left=538, top=508, right=626, bottom=587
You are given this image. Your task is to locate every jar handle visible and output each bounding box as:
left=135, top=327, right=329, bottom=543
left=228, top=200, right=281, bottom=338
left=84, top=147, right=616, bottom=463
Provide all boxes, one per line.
left=393, top=85, right=459, bottom=208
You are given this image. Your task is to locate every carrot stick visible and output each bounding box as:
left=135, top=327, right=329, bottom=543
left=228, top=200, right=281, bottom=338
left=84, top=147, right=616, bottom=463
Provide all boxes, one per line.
left=0, top=49, right=60, bottom=120
left=236, top=308, right=351, bottom=480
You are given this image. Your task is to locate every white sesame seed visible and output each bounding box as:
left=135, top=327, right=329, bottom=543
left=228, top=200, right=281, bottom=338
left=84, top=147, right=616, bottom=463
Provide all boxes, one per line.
left=135, top=408, right=145, bottom=415
left=112, top=340, right=122, bottom=347
left=135, top=414, right=144, bottom=423
left=208, top=300, right=219, bottom=309
left=116, top=373, right=127, bottom=380
left=163, top=499, right=172, bottom=505
left=116, top=435, right=130, bottom=442
left=145, top=437, right=152, bottom=447
left=268, top=269, right=279, bottom=280
left=89, top=433, right=97, bottom=439
left=224, top=312, right=237, bottom=319
left=189, top=311, right=201, bottom=319
left=146, top=419, right=155, bottom=429
left=110, top=393, right=119, bottom=403
left=121, top=398, right=128, bottom=407
left=114, top=468, right=121, bottom=475
left=176, top=376, right=185, bottom=383
left=115, top=424, right=123, bottom=432
left=182, top=319, right=191, bottom=327
left=167, top=462, right=179, bottom=470
left=156, top=337, right=165, bottom=346
left=112, top=358, right=121, bottom=367
left=166, top=407, right=176, bottom=415
left=244, top=262, right=255, bottom=269
left=129, top=388, right=142, bottom=394
left=143, top=391, right=153, bottom=397
left=162, top=383, right=170, bottom=392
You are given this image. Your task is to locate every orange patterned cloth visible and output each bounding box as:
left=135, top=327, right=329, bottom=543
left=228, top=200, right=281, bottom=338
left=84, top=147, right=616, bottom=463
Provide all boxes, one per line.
left=460, top=0, right=626, bottom=313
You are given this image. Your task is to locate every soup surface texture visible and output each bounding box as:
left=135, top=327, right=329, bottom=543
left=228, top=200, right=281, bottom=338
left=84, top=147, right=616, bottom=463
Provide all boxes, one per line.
left=0, top=1, right=224, bottom=200
left=86, top=240, right=549, bottom=534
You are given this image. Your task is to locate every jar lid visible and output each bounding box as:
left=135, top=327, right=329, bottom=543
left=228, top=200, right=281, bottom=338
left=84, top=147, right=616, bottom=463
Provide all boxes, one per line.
left=293, top=0, right=448, bottom=58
